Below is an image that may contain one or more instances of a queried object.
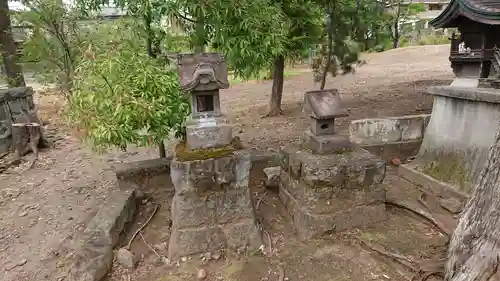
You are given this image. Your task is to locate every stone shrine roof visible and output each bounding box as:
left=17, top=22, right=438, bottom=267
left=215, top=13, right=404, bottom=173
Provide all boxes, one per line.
left=430, top=0, right=500, bottom=27
left=305, top=89, right=348, bottom=120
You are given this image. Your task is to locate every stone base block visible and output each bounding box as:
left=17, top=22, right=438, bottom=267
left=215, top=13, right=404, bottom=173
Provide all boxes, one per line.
left=168, top=151, right=262, bottom=259
left=279, top=184, right=386, bottom=239
left=168, top=219, right=261, bottom=259
left=304, top=130, right=353, bottom=154
left=278, top=146, right=387, bottom=239
left=186, top=117, right=232, bottom=150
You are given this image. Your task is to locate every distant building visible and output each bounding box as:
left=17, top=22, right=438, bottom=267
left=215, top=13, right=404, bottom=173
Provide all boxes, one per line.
left=429, top=0, right=500, bottom=79
left=386, top=0, right=451, bottom=30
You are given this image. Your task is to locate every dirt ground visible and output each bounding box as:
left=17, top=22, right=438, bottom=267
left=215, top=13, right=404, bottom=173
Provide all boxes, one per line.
left=0, top=44, right=453, bottom=281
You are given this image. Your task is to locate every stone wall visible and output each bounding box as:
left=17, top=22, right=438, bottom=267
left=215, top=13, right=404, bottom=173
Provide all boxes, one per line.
left=419, top=86, right=500, bottom=188
left=349, top=115, right=430, bottom=161
left=115, top=157, right=174, bottom=195
left=114, top=152, right=279, bottom=195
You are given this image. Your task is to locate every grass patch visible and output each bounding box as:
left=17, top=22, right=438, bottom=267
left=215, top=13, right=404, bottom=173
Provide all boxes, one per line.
left=418, top=152, right=471, bottom=191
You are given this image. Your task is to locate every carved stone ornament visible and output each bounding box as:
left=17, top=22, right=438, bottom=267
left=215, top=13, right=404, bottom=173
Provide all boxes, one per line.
left=177, top=53, right=230, bottom=92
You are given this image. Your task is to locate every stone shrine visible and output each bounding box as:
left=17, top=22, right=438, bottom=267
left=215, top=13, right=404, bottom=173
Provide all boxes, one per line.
left=177, top=52, right=232, bottom=150
left=279, top=89, right=387, bottom=240
left=430, top=0, right=500, bottom=85
left=168, top=53, right=261, bottom=260
left=303, top=89, right=353, bottom=154
left=411, top=0, right=500, bottom=192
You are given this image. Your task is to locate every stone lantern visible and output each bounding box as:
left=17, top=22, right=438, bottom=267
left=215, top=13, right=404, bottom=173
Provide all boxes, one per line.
left=176, top=53, right=232, bottom=150
left=303, top=89, right=352, bottom=154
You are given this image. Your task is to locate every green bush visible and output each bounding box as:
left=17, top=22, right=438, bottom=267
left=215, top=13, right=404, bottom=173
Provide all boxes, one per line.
left=67, top=32, right=190, bottom=152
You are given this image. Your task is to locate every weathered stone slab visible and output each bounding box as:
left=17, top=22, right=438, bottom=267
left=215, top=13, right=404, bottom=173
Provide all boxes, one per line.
left=349, top=115, right=431, bottom=145
left=115, top=157, right=174, bottom=194
left=304, top=130, right=354, bottom=154
left=68, top=185, right=138, bottom=281
left=278, top=146, right=387, bottom=239
left=279, top=184, right=387, bottom=240
left=168, top=150, right=261, bottom=259
left=185, top=117, right=233, bottom=150
left=279, top=146, right=386, bottom=187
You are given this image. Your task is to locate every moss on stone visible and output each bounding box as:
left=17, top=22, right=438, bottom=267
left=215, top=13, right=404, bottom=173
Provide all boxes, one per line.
left=175, top=141, right=235, bottom=161
left=418, top=153, right=470, bottom=191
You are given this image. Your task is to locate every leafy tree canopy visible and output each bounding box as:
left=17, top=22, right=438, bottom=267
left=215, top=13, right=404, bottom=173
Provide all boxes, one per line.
left=67, top=22, right=190, bottom=151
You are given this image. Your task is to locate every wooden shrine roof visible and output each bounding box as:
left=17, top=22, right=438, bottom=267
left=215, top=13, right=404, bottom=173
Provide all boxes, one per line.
left=430, top=0, right=500, bottom=28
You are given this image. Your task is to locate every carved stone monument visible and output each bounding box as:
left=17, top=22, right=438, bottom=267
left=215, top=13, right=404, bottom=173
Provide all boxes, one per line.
left=279, top=89, right=387, bottom=240
left=168, top=53, right=261, bottom=260
left=177, top=53, right=232, bottom=150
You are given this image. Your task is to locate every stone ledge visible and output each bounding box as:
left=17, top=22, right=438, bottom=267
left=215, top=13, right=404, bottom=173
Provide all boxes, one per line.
left=67, top=184, right=138, bottom=281
left=359, top=140, right=422, bottom=162
left=397, top=163, right=468, bottom=201
left=425, top=86, right=500, bottom=104
left=114, top=151, right=280, bottom=190
left=0, top=86, right=34, bottom=102
left=115, top=157, right=173, bottom=182
left=349, top=115, right=430, bottom=145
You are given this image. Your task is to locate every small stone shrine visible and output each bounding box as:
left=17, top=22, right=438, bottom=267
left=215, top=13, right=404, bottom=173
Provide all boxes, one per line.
left=177, top=52, right=232, bottom=150
left=279, top=89, right=387, bottom=240
left=303, top=89, right=353, bottom=154
left=168, top=53, right=261, bottom=260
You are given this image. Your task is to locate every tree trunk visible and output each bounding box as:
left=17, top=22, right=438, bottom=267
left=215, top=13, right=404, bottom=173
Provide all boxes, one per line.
left=194, top=14, right=205, bottom=53
left=392, top=3, right=401, bottom=49
left=263, top=55, right=285, bottom=117
left=0, top=0, right=25, bottom=87
left=446, top=124, right=500, bottom=281
left=320, top=12, right=334, bottom=90
left=144, top=13, right=167, bottom=158
left=392, top=21, right=399, bottom=49
left=158, top=142, right=166, bottom=158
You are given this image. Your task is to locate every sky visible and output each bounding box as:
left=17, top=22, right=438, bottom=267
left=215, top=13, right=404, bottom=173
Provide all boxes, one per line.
left=8, top=1, right=26, bottom=11
left=8, top=0, right=81, bottom=11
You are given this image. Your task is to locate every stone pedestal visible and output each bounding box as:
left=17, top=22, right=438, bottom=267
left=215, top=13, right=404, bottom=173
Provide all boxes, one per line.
left=278, top=146, right=387, bottom=240
left=168, top=151, right=261, bottom=259
left=420, top=86, right=500, bottom=190
left=185, top=116, right=233, bottom=150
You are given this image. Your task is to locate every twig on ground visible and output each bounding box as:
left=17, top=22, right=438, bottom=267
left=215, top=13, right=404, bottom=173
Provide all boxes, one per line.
left=358, top=239, right=419, bottom=272
left=263, top=229, right=273, bottom=254
left=276, top=264, right=285, bottom=281
left=386, top=199, right=451, bottom=236
left=358, top=239, right=446, bottom=281
left=256, top=191, right=268, bottom=211
left=411, top=271, right=444, bottom=281
left=126, top=204, right=160, bottom=250
left=417, top=193, right=433, bottom=212
left=139, top=232, right=160, bottom=258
